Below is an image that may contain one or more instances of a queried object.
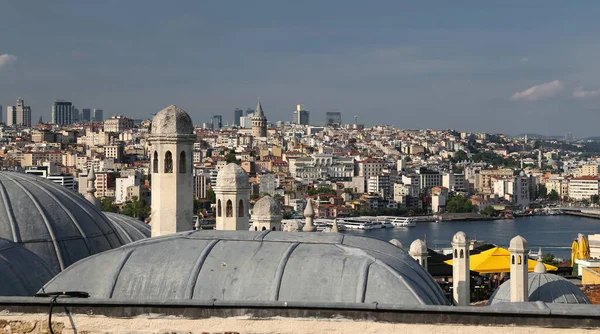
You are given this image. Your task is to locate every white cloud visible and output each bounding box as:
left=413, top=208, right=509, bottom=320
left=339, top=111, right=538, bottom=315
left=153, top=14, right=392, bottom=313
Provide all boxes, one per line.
left=520, top=57, right=529, bottom=63
left=573, top=86, right=600, bottom=99
left=0, top=54, right=17, bottom=69
left=510, top=80, right=563, bottom=101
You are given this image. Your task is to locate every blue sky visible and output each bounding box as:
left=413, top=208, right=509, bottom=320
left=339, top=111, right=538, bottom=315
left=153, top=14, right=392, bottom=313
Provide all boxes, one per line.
left=1, top=1, right=600, bottom=136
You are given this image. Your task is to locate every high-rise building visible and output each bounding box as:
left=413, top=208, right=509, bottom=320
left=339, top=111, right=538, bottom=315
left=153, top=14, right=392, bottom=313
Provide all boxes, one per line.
left=0, top=105, right=2, bottom=124
left=325, top=111, right=342, bottom=126
left=93, top=109, right=104, bottom=122
left=293, top=104, right=310, bottom=125
left=72, top=107, right=80, bottom=123
left=82, top=108, right=91, bottom=122
left=51, top=100, right=73, bottom=125
left=233, top=109, right=243, bottom=126
left=212, top=115, right=222, bottom=129
left=7, top=98, right=32, bottom=127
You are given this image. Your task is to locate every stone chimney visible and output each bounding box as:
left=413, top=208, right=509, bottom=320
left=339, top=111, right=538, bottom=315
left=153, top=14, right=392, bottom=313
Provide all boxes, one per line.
left=451, top=231, right=470, bottom=306
left=409, top=239, right=428, bottom=269
left=509, top=235, right=529, bottom=302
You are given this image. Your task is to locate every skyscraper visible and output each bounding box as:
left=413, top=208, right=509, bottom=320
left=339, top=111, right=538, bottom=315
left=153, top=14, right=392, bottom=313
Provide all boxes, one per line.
left=72, top=107, right=80, bottom=123
left=7, top=98, right=32, bottom=127
left=82, top=108, right=91, bottom=122
left=51, top=100, right=73, bottom=125
left=93, top=109, right=104, bottom=122
left=212, top=115, right=222, bottom=129
left=325, top=111, right=342, bottom=127
left=233, top=109, right=243, bottom=126
left=293, top=104, right=310, bottom=125
left=0, top=105, right=2, bottom=124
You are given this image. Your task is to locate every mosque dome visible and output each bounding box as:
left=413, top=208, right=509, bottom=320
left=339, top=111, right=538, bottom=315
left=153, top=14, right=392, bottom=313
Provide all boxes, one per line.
left=104, top=212, right=151, bottom=243
left=488, top=273, right=590, bottom=305
left=252, top=196, right=283, bottom=219
left=409, top=239, right=427, bottom=256
left=0, top=172, right=124, bottom=273
left=216, top=163, right=250, bottom=189
left=42, top=231, right=449, bottom=306
left=150, top=105, right=194, bottom=136
left=0, top=237, right=55, bottom=296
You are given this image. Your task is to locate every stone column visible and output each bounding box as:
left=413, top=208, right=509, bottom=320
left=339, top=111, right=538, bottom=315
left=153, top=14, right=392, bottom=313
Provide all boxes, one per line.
left=451, top=231, right=470, bottom=306
left=509, top=235, right=529, bottom=302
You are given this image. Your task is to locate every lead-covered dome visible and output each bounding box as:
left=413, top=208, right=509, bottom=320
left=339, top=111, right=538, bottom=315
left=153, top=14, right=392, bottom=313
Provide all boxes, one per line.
left=104, top=212, right=151, bottom=243
left=489, top=273, right=591, bottom=305
left=0, top=172, right=124, bottom=273
left=216, top=163, right=250, bottom=189
left=0, top=238, right=55, bottom=296
left=252, top=196, right=282, bottom=219
left=150, top=105, right=194, bottom=135
left=42, top=231, right=449, bottom=306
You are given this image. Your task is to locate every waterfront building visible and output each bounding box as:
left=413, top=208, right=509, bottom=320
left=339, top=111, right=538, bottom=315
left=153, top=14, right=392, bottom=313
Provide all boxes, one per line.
left=568, top=176, right=600, bottom=201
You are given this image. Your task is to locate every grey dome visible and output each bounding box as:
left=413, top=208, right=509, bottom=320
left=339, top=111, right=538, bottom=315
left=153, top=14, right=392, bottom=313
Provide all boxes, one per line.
left=252, top=196, right=282, bottom=219
left=489, top=273, right=591, bottom=305
left=0, top=172, right=124, bottom=273
left=0, top=237, right=55, bottom=296
left=104, top=212, right=151, bottom=243
left=216, top=163, right=250, bottom=189
left=150, top=105, right=194, bottom=135
left=42, top=231, right=449, bottom=306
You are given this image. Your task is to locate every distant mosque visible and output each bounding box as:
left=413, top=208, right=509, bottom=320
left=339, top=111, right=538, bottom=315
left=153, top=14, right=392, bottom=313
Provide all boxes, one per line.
left=0, top=104, right=590, bottom=310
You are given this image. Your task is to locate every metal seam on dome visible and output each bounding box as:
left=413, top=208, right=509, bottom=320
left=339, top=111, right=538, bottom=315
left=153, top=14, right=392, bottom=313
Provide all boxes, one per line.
left=271, top=242, right=299, bottom=301
left=0, top=252, right=28, bottom=295
left=108, top=248, right=135, bottom=299
left=185, top=239, right=220, bottom=299
left=0, top=180, right=20, bottom=242
left=108, top=215, right=134, bottom=243
left=375, top=259, right=426, bottom=305
left=108, top=214, right=149, bottom=239
left=356, top=260, right=374, bottom=303
left=6, top=176, right=66, bottom=271
left=16, top=172, right=126, bottom=247
left=18, top=176, right=93, bottom=255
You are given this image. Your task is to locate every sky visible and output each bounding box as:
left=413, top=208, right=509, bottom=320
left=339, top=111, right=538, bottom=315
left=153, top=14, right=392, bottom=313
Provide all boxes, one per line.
left=1, top=1, right=600, bottom=136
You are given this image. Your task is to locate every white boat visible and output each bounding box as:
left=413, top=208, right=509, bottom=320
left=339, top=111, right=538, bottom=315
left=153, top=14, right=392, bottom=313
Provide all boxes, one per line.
left=339, top=219, right=374, bottom=230
left=382, top=217, right=416, bottom=227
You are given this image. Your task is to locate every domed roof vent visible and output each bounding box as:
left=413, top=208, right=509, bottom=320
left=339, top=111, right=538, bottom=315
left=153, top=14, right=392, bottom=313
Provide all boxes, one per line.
left=150, top=105, right=194, bottom=136
left=0, top=172, right=124, bottom=273
left=252, top=196, right=283, bottom=219
left=0, top=237, right=55, bottom=296
left=215, top=163, right=250, bottom=190
left=104, top=212, right=151, bottom=243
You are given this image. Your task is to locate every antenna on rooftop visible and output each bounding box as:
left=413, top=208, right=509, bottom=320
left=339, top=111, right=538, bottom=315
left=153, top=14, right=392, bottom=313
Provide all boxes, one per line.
left=354, top=115, right=359, bottom=124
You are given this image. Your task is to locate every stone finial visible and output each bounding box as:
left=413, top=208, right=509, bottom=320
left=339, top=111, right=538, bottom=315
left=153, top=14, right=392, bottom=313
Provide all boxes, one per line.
left=534, top=248, right=547, bottom=274
left=84, top=168, right=100, bottom=209
left=303, top=198, right=316, bottom=232
left=194, top=216, right=201, bottom=230
left=331, top=218, right=339, bottom=233
left=389, top=239, right=403, bottom=249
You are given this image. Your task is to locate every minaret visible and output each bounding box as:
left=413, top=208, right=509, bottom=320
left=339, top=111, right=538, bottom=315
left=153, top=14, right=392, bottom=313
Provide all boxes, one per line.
left=85, top=168, right=100, bottom=209
left=509, top=235, right=529, bottom=302
left=302, top=198, right=317, bottom=232
left=214, top=163, right=251, bottom=230
left=148, top=105, right=195, bottom=237
left=451, top=231, right=470, bottom=306
left=252, top=99, right=267, bottom=137
left=409, top=239, right=428, bottom=269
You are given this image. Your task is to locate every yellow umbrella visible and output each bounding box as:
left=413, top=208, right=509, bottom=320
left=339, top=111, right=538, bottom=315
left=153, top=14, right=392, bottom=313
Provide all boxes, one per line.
left=445, top=247, right=558, bottom=273
left=579, top=235, right=590, bottom=260
left=571, top=239, right=579, bottom=265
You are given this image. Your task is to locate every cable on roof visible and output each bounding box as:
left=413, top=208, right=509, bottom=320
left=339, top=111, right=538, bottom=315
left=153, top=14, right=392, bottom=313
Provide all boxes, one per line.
left=35, top=291, right=89, bottom=334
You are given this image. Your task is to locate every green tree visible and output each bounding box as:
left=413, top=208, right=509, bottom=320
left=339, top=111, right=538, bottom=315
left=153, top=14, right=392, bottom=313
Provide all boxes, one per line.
left=538, top=184, right=548, bottom=200
left=100, top=197, right=118, bottom=213
left=591, top=195, right=600, bottom=205
left=480, top=206, right=498, bottom=217
left=224, top=149, right=240, bottom=164
left=548, top=189, right=560, bottom=201
left=445, top=194, right=476, bottom=213
left=541, top=253, right=560, bottom=267
left=120, top=196, right=150, bottom=220
left=193, top=199, right=203, bottom=215
left=307, top=187, right=336, bottom=196
left=453, top=150, right=468, bottom=162
left=206, top=189, right=216, bottom=204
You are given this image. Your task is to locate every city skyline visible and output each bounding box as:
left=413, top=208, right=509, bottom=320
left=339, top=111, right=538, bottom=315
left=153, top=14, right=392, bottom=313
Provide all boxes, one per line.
left=2, top=1, right=600, bottom=135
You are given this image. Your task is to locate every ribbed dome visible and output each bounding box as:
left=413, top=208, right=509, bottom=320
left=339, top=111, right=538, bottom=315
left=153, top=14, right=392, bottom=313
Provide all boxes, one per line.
left=489, top=272, right=591, bottom=305
left=150, top=105, right=194, bottom=135
left=104, top=212, right=151, bottom=243
left=0, top=237, right=55, bottom=296
left=252, top=196, right=282, bottom=219
left=42, top=231, right=449, bottom=306
left=0, top=172, right=124, bottom=273
left=216, top=163, right=250, bottom=189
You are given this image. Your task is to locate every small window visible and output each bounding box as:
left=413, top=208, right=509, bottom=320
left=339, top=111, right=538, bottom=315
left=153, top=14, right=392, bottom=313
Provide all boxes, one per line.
left=262, top=226, right=266, bottom=231
left=454, top=249, right=457, bottom=258
left=416, top=259, right=420, bottom=264
left=272, top=226, right=276, bottom=231
left=254, top=226, right=257, bottom=231
left=460, top=249, right=464, bottom=258
left=179, top=151, right=186, bottom=173
left=153, top=151, right=158, bottom=173
left=217, top=200, right=222, bottom=217
left=511, top=255, right=515, bottom=265
left=238, top=200, right=244, bottom=217
left=226, top=200, right=233, bottom=217
left=518, top=255, right=522, bottom=265
left=164, top=151, right=173, bottom=173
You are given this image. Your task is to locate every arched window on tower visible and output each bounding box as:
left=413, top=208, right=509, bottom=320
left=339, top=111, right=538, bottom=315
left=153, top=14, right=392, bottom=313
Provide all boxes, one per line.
left=238, top=200, right=244, bottom=217
left=164, top=151, right=173, bottom=173
left=226, top=200, right=233, bottom=217
left=179, top=151, right=186, bottom=173
left=217, top=200, right=222, bottom=217
left=153, top=151, right=158, bottom=173
left=460, top=249, right=464, bottom=258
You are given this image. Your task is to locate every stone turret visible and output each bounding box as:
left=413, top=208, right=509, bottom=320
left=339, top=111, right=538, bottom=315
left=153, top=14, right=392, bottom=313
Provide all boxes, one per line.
left=303, top=198, right=317, bottom=232
left=451, top=231, right=470, bottom=306
left=509, top=235, right=529, bottom=302
left=85, top=168, right=100, bottom=209
left=409, top=239, right=428, bottom=269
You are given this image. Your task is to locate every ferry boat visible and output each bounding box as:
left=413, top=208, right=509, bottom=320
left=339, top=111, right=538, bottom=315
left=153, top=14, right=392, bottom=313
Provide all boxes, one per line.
left=338, top=219, right=375, bottom=230
left=378, top=216, right=416, bottom=227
